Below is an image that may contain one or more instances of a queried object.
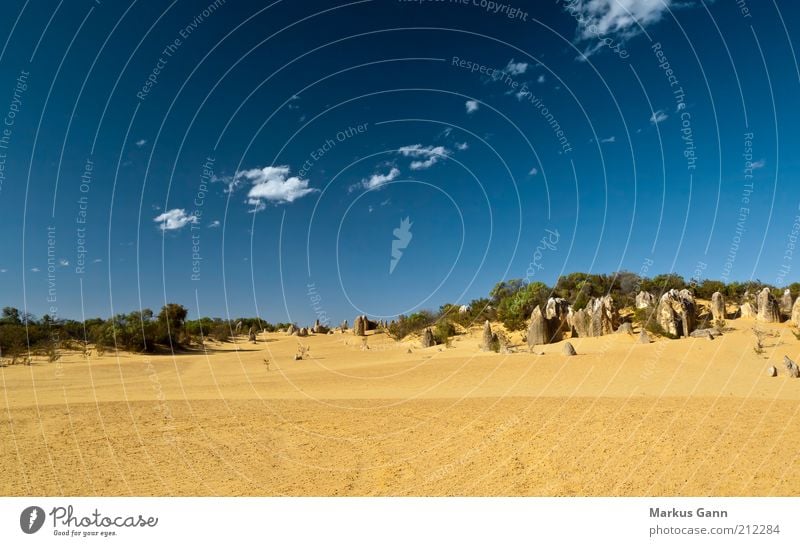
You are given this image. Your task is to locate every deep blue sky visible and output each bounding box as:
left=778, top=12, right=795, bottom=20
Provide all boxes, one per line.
left=0, top=0, right=798, bottom=325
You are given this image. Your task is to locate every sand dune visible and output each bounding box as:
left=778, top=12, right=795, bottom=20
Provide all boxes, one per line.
left=2, top=316, right=799, bottom=496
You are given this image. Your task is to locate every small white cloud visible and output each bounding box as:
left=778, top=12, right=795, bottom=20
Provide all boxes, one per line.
left=58, top=258, right=69, bottom=267
left=30, top=267, right=40, bottom=272
left=360, top=167, right=401, bottom=191
left=529, top=167, right=538, bottom=176
left=505, top=59, right=528, bottom=76
left=455, top=142, right=469, bottom=151
left=650, top=110, right=668, bottom=124
left=568, top=0, right=678, bottom=43
left=397, top=144, right=451, bottom=170
left=135, top=139, right=147, bottom=147
left=368, top=205, right=374, bottom=213
left=93, top=258, right=102, bottom=263
left=465, top=100, right=479, bottom=114
left=750, top=159, right=765, bottom=170
left=208, top=220, right=221, bottom=228
left=537, top=74, right=546, bottom=84
left=224, top=165, right=317, bottom=209
left=0, top=268, right=7, bottom=273
left=600, top=136, right=616, bottom=143
left=153, top=208, right=198, bottom=231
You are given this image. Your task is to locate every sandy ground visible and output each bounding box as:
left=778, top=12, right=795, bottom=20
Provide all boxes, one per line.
left=2, top=316, right=800, bottom=496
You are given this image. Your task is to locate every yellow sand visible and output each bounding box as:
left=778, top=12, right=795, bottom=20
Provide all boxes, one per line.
left=2, top=316, right=799, bottom=496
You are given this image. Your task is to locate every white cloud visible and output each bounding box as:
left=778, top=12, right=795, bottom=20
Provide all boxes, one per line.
left=0, top=268, right=7, bottom=273
left=58, top=258, right=69, bottom=267
left=465, top=100, right=479, bottom=114
left=208, top=220, right=221, bottom=228
left=650, top=110, right=668, bottom=124
left=223, top=166, right=317, bottom=209
left=153, top=208, right=198, bottom=231
left=397, top=144, right=451, bottom=170
left=537, top=74, right=546, bottom=83
left=456, top=142, right=469, bottom=151
left=360, top=167, right=401, bottom=191
left=529, top=167, right=538, bottom=176
left=750, top=159, right=765, bottom=170
left=30, top=267, right=40, bottom=272
left=600, top=136, right=616, bottom=143
left=505, top=59, right=528, bottom=75
left=135, top=139, right=147, bottom=147
left=567, top=0, right=678, bottom=42
left=93, top=258, right=102, bottom=263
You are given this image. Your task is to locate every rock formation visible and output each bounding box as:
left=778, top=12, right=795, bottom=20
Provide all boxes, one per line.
left=711, top=292, right=726, bottom=323
left=638, top=330, right=651, bottom=344
left=562, top=342, right=577, bottom=356
left=635, top=291, right=656, bottom=309
left=312, top=320, right=329, bottom=334
left=353, top=316, right=366, bottom=336
left=756, top=287, right=781, bottom=323
left=287, top=324, right=299, bottom=335
left=784, top=356, right=800, bottom=378
left=767, top=365, right=778, bottom=377
left=617, top=322, right=633, bottom=334
left=421, top=328, right=435, bottom=348
left=545, top=297, right=571, bottom=341
left=298, top=327, right=309, bottom=337
left=740, top=290, right=757, bottom=318
left=527, top=306, right=550, bottom=349
left=781, top=289, right=794, bottom=315
left=248, top=327, right=256, bottom=343
left=458, top=304, right=470, bottom=314
left=657, top=289, right=696, bottom=338
left=481, top=320, right=494, bottom=351
left=792, top=297, right=800, bottom=326
left=570, top=308, right=592, bottom=338
left=590, top=295, right=618, bottom=336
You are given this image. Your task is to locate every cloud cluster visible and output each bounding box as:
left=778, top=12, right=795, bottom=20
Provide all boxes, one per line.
left=361, top=167, right=401, bottom=191
left=650, top=109, right=668, bottom=124
left=222, top=166, right=317, bottom=210
left=398, top=144, right=451, bottom=170
left=568, top=0, right=678, bottom=41
left=153, top=209, right=197, bottom=231
left=505, top=59, right=528, bottom=75
left=465, top=100, right=479, bottom=114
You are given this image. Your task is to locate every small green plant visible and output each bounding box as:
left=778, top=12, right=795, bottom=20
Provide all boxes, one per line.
left=433, top=320, right=457, bottom=346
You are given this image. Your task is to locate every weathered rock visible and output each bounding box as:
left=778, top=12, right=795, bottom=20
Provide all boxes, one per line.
left=792, top=297, right=800, bottom=326
left=248, top=327, right=257, bottom=343
left=690, top=328, right=720, bottom=339
left=570, top=308, right=592, bottom=338
left=481, top=320, right=494, bottom=351
left=562, top=342, right=577, bottom=356
left=657, top=289, right=696, bottom=338
left=312, top=320, right=329, bottom=334
left=638, top=330, right=651, bottom=344
left=353, top=316, right=366, bottom=336
left=784, top=356, right=800, bottom=378
left=545, top=297, right=571, bottom=341
left=235, top=321, right=243, bottom=334
left=590, top=295, right=618, bottom=336
left=527, top=306, right=550, bottom=349
left=286, top=324, right=299, bottom=335
left=298, top=328, right=309, bottom=337
left=756, top=288, right=781, bottom=323
left=617, top=322, right=633, bottom=334
left=711, top=292, right=726, bottom=323
left=781, top=289, right=794, bottom=315
left=421, top=328, right=435, bottom=348
left=340, top=320, right=349, bottom=331
left=635, top=291, right=656, bottom=309
left=767, top=366, right=778, bottom=377
left=739, top=302, right=757, bottom=318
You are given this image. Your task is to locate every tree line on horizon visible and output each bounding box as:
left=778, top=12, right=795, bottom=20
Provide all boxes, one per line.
left=2, top=271, right=799, bottom=364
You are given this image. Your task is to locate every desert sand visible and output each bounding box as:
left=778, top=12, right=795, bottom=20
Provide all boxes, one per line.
left=2, top=315, right=799, bottom=496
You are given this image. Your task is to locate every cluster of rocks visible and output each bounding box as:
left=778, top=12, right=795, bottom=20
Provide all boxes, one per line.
left=737, top=287, right=798, bottom=324
left=527, top=295, right=619, bottom=350
left=768, top=356, right=800, bottom=378
left=656, top=289, right=697, bottom=338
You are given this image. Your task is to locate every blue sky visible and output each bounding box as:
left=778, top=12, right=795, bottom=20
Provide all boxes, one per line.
left=0, top=0, right=798, bottom=325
